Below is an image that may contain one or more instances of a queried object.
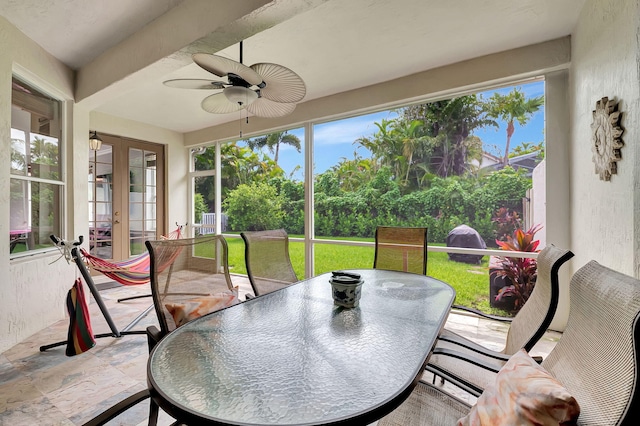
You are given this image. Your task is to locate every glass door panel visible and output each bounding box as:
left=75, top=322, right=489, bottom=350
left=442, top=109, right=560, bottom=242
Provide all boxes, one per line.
left=129, top=149, right=158, bottom=255
left=88, top=135, right=164, bottom=264
left=89, top=144, right=113, bottom=259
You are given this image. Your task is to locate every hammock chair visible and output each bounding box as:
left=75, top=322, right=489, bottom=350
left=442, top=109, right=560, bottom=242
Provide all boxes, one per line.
left=40, top=226, right=186, bottom=353
left=81, top=225, right=183, bottom=286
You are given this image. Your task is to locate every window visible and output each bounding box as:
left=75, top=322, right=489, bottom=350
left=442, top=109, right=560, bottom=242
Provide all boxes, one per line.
left=10, top=76, right=63, bottom=255
left=190, top=79, right=546, bottom=314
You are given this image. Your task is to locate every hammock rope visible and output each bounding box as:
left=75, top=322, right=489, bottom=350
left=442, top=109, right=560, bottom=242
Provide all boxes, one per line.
left=81, top=226, right=183, bottom=286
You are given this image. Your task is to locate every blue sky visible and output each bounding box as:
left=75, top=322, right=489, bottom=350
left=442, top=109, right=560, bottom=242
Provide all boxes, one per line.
left=250, top=80, right=544, bottom=180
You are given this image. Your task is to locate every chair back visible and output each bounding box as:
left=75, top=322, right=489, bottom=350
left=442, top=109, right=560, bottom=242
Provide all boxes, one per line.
left=503, top=245, right=574, bottom=354
left=145, top=235, right=235, bottom=336
left=542, top=260, right=640, bottom=426
left=374, top=226, right=428, bottom=275
left=241, top=229, right=298, bottom=296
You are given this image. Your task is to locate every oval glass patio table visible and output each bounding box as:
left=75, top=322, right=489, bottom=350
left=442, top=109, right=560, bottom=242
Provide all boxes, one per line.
left=147, top=269, right=455, bottom=425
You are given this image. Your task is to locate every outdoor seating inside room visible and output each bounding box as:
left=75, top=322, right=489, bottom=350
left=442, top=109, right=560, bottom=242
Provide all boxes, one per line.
left=379, top=260, right=640, bottom=425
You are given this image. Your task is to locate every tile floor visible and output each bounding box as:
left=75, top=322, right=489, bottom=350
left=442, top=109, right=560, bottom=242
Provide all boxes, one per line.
left=0, top=276, right=561, bottom=425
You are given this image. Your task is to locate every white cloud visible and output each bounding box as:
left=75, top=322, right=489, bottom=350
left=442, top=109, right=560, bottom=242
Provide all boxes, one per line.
left=314, top=111, right=398, bottom=147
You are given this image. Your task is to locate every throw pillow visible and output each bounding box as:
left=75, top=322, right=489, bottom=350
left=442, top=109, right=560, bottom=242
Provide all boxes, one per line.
left=458, top=349, right=580, bottom=426
left=165, top=292, right=239, bottom=328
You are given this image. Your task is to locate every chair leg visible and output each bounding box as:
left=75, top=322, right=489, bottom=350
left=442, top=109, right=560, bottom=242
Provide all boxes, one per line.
left=148, top=397, right=159, bottom=426
left=82, top=389, right=150, bottom=426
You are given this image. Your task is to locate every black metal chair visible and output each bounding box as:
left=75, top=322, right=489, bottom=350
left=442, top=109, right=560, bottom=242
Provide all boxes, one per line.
left=240, top=229, right=298, bottom=297
left=381, top=258, right=640, bottom=425
left=374, top=226, right=428, bottom=275
left=427, top=244, right=574, bottom=395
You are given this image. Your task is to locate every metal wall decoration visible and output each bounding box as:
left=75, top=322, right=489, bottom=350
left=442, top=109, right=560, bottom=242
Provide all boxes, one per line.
left=591, top=97, right=624, bottom=181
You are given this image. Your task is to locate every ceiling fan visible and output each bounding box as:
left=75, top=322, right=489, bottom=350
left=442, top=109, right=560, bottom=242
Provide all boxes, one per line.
left=163, top=41, right=306, bottom=118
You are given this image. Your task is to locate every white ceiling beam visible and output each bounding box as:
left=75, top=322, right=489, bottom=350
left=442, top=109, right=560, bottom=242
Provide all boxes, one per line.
left=76, top=0, right=328, bottom=109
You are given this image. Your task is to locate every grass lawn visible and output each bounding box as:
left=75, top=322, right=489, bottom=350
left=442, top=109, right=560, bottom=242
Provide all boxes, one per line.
left=224, top=235, right=510, bottom=316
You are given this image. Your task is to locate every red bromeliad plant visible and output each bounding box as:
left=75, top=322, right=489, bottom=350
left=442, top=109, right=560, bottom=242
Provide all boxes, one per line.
left=492, top=224, right=542, bottom=312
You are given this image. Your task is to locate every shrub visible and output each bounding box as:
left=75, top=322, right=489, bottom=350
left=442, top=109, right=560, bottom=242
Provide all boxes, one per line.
left=491, top=224, right=542, bottom=313
left=224, top=182, right=285, bottom=231
left=193, top=193, right=207, bottom=224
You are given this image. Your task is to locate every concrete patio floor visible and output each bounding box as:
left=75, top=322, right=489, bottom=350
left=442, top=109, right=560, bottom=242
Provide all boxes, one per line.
left=0, top=276, right=561, bottom=425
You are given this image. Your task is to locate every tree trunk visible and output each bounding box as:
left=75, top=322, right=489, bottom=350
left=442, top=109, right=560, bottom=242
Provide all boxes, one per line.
left=503, top=121, right=515, bottom=164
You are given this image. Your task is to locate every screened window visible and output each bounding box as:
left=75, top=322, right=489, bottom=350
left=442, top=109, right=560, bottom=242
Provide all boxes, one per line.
left=10, top=76, right=63, bottom=255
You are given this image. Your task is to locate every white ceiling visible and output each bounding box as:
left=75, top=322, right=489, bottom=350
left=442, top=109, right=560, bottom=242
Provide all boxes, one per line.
left=1, top=0, right=586, bottom=134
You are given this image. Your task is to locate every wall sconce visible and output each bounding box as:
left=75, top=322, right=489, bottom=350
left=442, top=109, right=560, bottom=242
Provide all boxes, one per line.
left=89, top=130, right=103, bottom=150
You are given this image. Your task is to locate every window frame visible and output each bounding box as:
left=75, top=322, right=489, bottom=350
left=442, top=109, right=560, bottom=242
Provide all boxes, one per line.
left=188, top=76, right=548, bottom=277
left=9, top=73, right=66, bottom=259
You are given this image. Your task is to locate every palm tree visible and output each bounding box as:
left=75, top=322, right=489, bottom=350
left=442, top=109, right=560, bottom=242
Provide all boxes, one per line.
left=393, top=119, right=426, bottom=184
left=246, top=131, right=301, bottom=166
left=403, top=96, right=492, bottom=178
left=486, top=88, right=544, bottom=165
left=330, top=152, right=376, bottom=191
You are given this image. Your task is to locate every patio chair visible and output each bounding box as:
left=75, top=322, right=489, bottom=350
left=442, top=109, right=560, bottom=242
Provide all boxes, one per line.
left=379, top=259, right=640, bottom=425
left=240, top=229, right=298, bottom=297
left=374, top=226, right=428, bottom=275
left=82, top=235, right=238, bottom=426
left=145, top=234, right=238, bottom=343
left=426, top=244, right=574, bottom=395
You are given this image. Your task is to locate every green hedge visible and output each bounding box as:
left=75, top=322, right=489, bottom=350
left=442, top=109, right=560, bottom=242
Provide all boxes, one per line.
left=224, top=166, right=531, bottom=244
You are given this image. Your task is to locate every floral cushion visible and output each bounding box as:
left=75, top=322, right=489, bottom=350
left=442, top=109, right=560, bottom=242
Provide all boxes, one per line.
left=458, top=349, right=580, bottom=426
left=165, top=292, right=239, bottom=328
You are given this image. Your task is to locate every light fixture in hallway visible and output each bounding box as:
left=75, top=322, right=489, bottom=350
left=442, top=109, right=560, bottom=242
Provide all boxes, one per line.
left=89, top=130, right=103, bottom=150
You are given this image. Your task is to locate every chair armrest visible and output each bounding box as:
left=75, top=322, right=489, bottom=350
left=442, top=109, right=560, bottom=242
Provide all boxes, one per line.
left=437, top=332, right=545, bottom=364
left=451, top=304, right=514, bottom=323
left=146, top=325, right=163, bottom=351
left=427, top=348, right=543, bottom=396
left=438, top=331, right=510, bottom=362
left=431, top=347, right=504, bottom=373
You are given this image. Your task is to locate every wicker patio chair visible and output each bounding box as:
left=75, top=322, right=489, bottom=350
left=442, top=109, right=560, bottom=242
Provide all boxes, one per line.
left=240, top=229, right=298, bottom=297
left=374, top=226, right=428, bottom=275
left=380, top=259, right=640, bottom=425
left=426, top=244, right=574, bottom=395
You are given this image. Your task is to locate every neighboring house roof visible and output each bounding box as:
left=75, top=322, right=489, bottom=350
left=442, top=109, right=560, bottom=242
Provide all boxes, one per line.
left=469, top=151, right=502, bottom=169
left=480, top=151, right=543, bottom=176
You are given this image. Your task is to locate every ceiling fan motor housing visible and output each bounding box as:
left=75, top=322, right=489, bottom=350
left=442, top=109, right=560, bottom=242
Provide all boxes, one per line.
left=224, top=85, right=259, bottom=106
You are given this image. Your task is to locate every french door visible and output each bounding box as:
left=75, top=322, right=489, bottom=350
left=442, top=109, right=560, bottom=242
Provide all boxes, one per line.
left=88, top=134, right=165, bottom=261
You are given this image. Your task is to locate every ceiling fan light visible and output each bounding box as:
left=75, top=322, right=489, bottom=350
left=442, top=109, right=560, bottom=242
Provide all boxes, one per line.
left=224, top=86, right=258, bottom=106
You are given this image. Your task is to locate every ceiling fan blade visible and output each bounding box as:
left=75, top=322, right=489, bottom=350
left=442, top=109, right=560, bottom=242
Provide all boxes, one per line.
left=251, top=63, right=306, bottom=103
left=246, top=98, right=296, bottom=118
left=163, top=79, right=226, bottom=90
left=193, top=53, right=262, bottom=86
left=201, top=92, right=244, bottom=114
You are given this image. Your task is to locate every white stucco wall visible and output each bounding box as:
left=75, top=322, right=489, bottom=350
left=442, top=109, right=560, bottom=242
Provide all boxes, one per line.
left=1, top=16, right=77, bottom=353
left=570, top=0, right=640, bottom=276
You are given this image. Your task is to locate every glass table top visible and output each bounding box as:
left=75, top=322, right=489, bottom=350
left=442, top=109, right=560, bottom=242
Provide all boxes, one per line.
left=148, top=269, right=455, bottom=425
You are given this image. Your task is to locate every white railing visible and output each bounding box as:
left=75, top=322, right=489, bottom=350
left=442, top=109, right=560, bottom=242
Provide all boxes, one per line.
left=222, top=233, right=537, bottom=259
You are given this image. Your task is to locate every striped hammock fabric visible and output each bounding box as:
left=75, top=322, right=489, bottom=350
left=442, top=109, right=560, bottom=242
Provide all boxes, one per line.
left=66, top=278, right=96, bottom=356
left=80, top=248, right=152, bottom=285
left=80, top=226, right=183, bottom=286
